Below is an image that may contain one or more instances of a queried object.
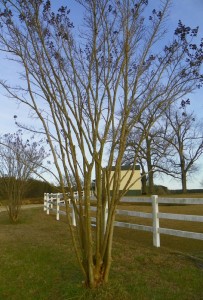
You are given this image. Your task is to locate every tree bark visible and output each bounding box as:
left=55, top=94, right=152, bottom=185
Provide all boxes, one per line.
left=141, top=173, right=147, bottom=195
left=181, top=171, right=187, bottom=193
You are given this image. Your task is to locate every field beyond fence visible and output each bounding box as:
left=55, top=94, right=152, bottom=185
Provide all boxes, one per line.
left=44, top=193, right=203, bottom=248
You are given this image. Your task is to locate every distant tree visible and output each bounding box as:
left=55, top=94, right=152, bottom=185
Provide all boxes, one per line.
left=0, top=131, right=46, bottom=222
left=0, top=0, right=202, bottom=288
left=124, top=98, right=203, bottom=194
left=163, top=107, right=203, bottom=193
left=62, top=174, right=84, bottom=191
left=123, top=108, right=172, bottom=194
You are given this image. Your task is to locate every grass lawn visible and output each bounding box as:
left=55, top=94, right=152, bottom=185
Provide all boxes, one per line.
left=0, top=207, right=202, bottom=300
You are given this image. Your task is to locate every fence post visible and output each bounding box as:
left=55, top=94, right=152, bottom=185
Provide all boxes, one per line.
left=74, top=191, right=78, bottom=201
left=104, top=201, right=108, bottom=231
left=50, top=193, right=53, bottom=210
left=56, top=193, right=60, bottom=221
left=72, top=203, right=76, bottom=226
left=44, top=193, right=47, bottom=211
left=46, top=193, right=50, bottom=215
left=152, top=195, right=160, bottom=247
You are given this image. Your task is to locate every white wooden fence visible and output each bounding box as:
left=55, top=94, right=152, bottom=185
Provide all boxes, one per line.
left=44, top=193, right=203, bottom=247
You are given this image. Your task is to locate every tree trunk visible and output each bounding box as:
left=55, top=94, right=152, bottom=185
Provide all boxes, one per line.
left=180, top=155, right=187, bottom=193
left=181, top=171, right=187, bottom=193
left=141, top=173, right=147, bottom=195
left=83, top=215, right=115, bottom=288
left=148, top=171, right=154, bottom=194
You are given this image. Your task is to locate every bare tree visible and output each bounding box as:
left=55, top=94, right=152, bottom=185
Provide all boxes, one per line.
left=0, top=131, right=46, bottom=222
left=0, top=0, right=202, bottom=287
left=126, top=103, right=203, bottom=194
left=62, top=173, right=84, bottom=191
left=163, top=107, right=203, bottom=193
left=123, top=108, right=172, bottom=194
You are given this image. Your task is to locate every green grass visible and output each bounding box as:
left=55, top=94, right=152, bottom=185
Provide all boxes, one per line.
left=0, top=208, right=203, bottom=300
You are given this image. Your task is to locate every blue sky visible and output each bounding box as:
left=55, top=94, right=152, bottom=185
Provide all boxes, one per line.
left=0, top=0, right=202, bottom=189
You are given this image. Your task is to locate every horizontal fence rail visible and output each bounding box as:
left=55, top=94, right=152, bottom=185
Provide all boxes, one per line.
left=44, top=193, right=203, bottom=247
left=157, top=198, right=203, bottom=205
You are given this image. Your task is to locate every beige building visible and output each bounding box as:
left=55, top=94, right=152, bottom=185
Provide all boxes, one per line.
left=110, top=165, right=141, bottom=196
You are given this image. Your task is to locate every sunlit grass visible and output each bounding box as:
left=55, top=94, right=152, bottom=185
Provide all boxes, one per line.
left=0, top=207, right=202, bottom=300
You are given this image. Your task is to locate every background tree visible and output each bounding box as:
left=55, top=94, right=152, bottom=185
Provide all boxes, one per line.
left=163, top=106, right=203, bottom=193
left=0, top=0, right=202, bottom=287
left=0, top=131, right=46, bottom=222
left=125, top=102, right=203, bottom=194
left=62, top=174, right=84, bottom=191
left=123, top=107, right=172, bottom=194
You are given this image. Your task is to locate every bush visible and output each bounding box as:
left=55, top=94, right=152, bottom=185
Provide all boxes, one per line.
left=153, top=185, right=170, bottom=195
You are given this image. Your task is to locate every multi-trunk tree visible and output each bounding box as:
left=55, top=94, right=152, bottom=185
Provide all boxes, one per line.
left=0, top=0, right=202, bottom=288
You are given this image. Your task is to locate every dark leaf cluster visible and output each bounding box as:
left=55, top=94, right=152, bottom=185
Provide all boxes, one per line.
left=0, top=7, right=13, bottom=25
left=149, top=9, right=162, bottom=21
left=175, top=20, right=194, bottom=40
left=180, top=98, right=190, bottom=108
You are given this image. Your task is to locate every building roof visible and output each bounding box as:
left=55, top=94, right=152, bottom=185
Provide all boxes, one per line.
left=111, top=165, right=140, bottom=171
